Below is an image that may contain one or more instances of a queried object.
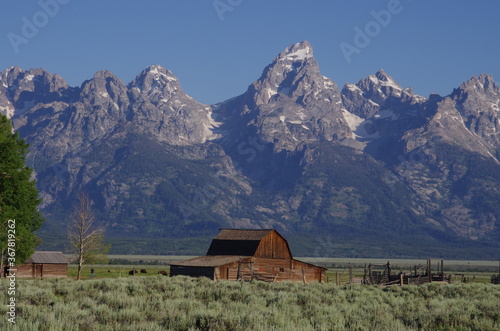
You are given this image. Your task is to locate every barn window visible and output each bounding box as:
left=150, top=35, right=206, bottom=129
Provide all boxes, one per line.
left=280, top=268, right=285, bottom=272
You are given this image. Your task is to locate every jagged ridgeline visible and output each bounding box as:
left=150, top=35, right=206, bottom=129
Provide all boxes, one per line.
left=1, top=41, right=499, bottom=258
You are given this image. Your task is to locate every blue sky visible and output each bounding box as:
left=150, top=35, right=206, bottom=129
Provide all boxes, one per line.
left=1, top=0, right=499, bottom=104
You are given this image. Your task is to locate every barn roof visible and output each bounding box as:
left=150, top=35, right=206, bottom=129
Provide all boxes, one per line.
left=26, top=251, right=68, bottom=264
left=206, top=229, right=276, bottom=256
left=213, top=229, right=274, bottom=240
left=170, top=255, right=251, bottom=267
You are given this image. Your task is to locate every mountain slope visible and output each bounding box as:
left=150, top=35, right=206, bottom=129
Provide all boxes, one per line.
left=1, top=41, right=499, bottom=258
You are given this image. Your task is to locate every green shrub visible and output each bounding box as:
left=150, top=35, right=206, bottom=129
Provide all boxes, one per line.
left=0, top=277, right=499, bottom=330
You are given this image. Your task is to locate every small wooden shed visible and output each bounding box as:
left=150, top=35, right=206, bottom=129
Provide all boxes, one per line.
left=170, top=229, right=326, bottom=283
left=13, top=251, right=68, bottom=278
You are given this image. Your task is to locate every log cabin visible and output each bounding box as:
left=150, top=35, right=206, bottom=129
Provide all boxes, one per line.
left=170, top=229, right=326, bottom=283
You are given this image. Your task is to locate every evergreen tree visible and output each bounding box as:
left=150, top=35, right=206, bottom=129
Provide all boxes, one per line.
left=0, top=114, right=44, bottom=270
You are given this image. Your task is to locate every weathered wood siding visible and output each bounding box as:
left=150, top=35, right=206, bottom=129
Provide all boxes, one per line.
left=15, top=263, right=68, bottom=278
left=170, top=265, right=215, bottom=279
left=214, top=258, right=325, bottom=283
left=40, top=264, right=68, bottom=278
left=254, top=231, right=292, bottom=259
left=15, top=264, right=34, bottom=278
left=214, top=259, right=247, bottom=281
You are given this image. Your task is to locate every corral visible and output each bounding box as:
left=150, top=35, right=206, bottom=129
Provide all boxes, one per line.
left=170, top=229, right=326, bottom=283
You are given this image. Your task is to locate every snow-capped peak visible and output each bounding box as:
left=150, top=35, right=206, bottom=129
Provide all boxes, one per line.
left=277, top=41, right=314, bottom=62
left=128, top=65, right=182, bottom=98
left=368, top=69, right=402, bottom=90
left=145, top=65, right=177, bottom=82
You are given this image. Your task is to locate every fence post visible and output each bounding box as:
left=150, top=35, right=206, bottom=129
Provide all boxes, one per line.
left=368, top=263, right=372, bottom=284
left=441, top=260, right=445, bottom=281
left=237, top=257, right=242, bottom=281
left=250, top=260, right=254, bottom=281
left=427, top=259, right=432, bottom=283
left=363, top=264, right=367, bottom=285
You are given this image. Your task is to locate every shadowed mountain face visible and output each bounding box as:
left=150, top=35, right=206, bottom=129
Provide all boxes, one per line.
left=1, top=41, right=499, bottom=258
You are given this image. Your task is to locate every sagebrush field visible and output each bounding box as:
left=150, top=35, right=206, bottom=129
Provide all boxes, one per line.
left=1, top=276, right=499, bottom=330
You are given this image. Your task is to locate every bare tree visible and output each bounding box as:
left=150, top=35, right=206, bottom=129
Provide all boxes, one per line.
left=67, top=193, right=109, bottom=280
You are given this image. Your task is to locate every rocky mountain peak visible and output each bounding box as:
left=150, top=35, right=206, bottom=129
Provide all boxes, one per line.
left=215, top=41, right=350, bottom=157
left=450, top=74, right=500, bottom=153
left=342, top=69, right=425, bottom=120
left=456, top=74, right=498, bottom=97
left=1, top=66, right=23, bottom=85
left=0, top=66, right=68, bottom=90
left=124, top=65, right=214, bottom=146
left=0, top=67, right=70, bottom=118
left=81, top=70, right=125, bottom=90
left=80, top=70, right=128, bottom=107
left=374, top=69, right=400, bottom=87
left=248, top=41, right=336, bottom=108
left=128, top=65, right=183, bottom=103
left=133, top=65, right=178, bottom=87
left=358, top=69, right=404, bottom=95
left=276, top=40, right=313, bottom=62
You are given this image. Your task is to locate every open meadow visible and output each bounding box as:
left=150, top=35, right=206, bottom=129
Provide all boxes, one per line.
left=79, top=255, right=500, bottom=284
left=1, top=275, right=499, bottom=330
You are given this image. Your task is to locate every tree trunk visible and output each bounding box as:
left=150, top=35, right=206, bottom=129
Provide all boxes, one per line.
left=77, top=250, right=84, bottom=280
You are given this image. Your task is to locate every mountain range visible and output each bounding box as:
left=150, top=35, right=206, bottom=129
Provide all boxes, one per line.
left=1, top=41, right=499, bottom=258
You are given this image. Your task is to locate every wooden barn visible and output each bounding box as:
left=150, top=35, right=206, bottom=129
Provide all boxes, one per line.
left=10, top=251, right=68, bottom=278
left=170, top=229, right=326, bottom=283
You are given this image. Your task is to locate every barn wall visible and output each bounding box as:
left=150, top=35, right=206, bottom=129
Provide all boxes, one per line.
left=220, top=258, right=325, bottom=283
left=41, top=264, right=68, bottom=278
left=291, top=260, right=325, bottom=283
left=254, top=231, right=292, bottom=259
left=16, top=264, right=34, bottom=278
left=170, top=266, right=215, bottom=279
left=15, top=263, right=68, bottom=278
left=275, top=268, right=323, bottom=284
left=214, top=260, right=244, bottom=281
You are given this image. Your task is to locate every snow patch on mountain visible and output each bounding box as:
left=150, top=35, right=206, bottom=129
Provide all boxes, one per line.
left=283, top=46, right=312, bottom=61
left=374, top=109, right=398, bottom=120
left=24, top=74, right=35, bottom=82
left=342, top=109, right=363, bottom=135
left=369, top=73, right=401, bottom=90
